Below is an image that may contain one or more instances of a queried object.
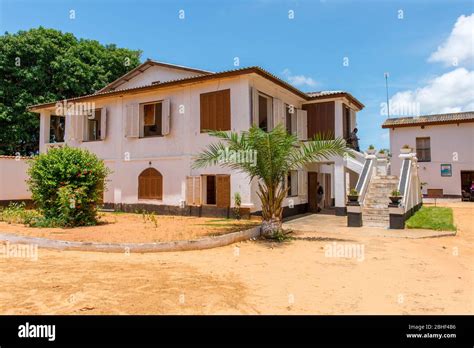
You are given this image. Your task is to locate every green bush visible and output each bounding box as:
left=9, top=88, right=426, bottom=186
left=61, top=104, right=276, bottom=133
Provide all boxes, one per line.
left=27, top=146, right=110, bottom=227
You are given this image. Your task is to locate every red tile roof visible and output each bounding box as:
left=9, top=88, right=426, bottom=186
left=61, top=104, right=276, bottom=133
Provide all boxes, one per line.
left=382, top=111, right=474, bottom=128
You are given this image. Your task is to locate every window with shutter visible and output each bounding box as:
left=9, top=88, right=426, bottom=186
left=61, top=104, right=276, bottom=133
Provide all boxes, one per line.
left=200, top=89, right=231, bottom=132
left=286, top=170, right=298, bottom=197
left=141, top=102, right=163, bottom=137
left=416, top=137, right=431, bottom=162
left=285, top=104, right=297, bottom=135
left=84, top=109, right=102, bottom=141
left=138, top=168, right=163, bottom=200
left=49, top=115, right=65, bottom=143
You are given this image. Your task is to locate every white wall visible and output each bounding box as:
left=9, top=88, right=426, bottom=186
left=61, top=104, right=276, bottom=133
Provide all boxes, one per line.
left=35, top=72, right=362, bottom=212
left=117, top=65, right=205, bottom=90
left=38, top=75, right=258, bottom=209
left=389, top=123, right=474, bottom=195
left=0, top=157, right=30, bottom=200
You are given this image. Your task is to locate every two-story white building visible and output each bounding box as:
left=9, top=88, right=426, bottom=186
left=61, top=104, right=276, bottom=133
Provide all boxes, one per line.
left=28, top=60, right=365, bottom=217
left=383, top=112, right=474, bottom=198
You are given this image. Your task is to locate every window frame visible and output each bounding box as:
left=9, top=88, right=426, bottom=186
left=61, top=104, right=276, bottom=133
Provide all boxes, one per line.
left=257, top=92, right=273, bottom=131
left=285, top=103, right=297, bottom=135
left=140, top=101, right=163, bottom=138
left=416, top=137, right=431, bottom=162
left=49, top=115, right=66, bottom=143
left=286, top=170, right=299, bottom=197
left=84, top=109, right=102, bottom=142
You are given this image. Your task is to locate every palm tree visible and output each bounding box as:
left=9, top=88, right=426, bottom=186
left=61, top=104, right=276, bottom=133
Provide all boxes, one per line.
left=193, top=124, right=351, bottom=237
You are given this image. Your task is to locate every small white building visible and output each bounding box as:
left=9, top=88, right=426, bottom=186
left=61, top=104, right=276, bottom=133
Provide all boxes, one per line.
left=383, top=112, right=474, bottom=197
left=24, top=60, right=366, bottom=217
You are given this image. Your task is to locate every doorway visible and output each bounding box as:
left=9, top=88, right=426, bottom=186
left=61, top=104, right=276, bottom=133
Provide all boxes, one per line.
left=206, top=175, right=216, bottom=205
left=308, top=172, right=319, bottom=213
left=461, top=171, right=474, bottom=193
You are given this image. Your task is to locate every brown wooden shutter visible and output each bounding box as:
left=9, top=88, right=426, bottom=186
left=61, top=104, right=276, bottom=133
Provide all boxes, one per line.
left=303, top=101, right=335, bottom=140
left=216, top=175, right=231, bottom=208
left=138, top=168, right=163, bottom=200
left=186, top=176, right=202, bottom=206
left=200, top=89, right=231, bottom=132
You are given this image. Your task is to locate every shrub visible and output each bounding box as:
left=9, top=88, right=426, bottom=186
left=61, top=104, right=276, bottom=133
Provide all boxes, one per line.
left=349, top=188, right=358, bottom=196
left=368, top=145, right=375, bottom=150
left=233, top=192, right=242, bottom=220
left=391, top=189, right=401, bottom=197
left=0, top=202, right=41, bottom=225
left=27, top=146, right=110, bottom=227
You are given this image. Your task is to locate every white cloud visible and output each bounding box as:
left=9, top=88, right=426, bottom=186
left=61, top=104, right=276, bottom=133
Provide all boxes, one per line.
left=428, top=14, right=474, bottom=66
left=282, top=69, right=317, bottom=87
left=389, top=68, right=474, bottom=115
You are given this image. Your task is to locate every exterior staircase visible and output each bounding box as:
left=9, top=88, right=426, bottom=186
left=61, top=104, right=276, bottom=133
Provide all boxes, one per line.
left=362, top=175, right=399, bottom=228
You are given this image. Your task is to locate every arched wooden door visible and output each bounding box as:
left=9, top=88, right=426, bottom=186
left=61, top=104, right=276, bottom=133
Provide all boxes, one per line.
left=138, top=168, right=163, bottom=200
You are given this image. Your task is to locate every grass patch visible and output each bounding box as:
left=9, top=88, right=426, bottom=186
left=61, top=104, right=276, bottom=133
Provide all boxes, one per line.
left=406, top=207, right=456, bottom=231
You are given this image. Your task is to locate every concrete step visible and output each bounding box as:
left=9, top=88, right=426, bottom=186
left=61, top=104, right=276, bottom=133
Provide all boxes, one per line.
left=363, top=217, right=389, bottom=222
left=364, top=221, right=389, bottom=228
left=364, top=204, right=390, bottom=209
left=373, top=175, right=398, bottom=180
left=364, top=199, right=391, bottom=203
left=363, top=214, right=389, bottom=220
left=363, top=209, right=389, bottom=215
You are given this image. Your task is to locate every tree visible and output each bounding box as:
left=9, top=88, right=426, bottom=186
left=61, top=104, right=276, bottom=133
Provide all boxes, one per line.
left=193, top=125, right=351, bottom=237
left=0, top=27, right=141, bottom=155
left=27, top=146, right=111, bottom=227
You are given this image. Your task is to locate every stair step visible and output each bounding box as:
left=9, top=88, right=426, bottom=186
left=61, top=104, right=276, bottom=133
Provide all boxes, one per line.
left=363, top=209, right=388, bottom=215
left=363, top=217, right=389, bottom=222
left=363, top=214, right=389, bottom=220
left=364, top=221, right=389, bottom=228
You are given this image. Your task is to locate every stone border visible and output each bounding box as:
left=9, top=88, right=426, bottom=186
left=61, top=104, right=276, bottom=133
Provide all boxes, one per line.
left=0, top=226, right=261, bottom=253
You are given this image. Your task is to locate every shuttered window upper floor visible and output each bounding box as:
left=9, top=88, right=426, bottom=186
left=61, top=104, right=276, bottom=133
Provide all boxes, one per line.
left=200, top=89, right=231, bottom=132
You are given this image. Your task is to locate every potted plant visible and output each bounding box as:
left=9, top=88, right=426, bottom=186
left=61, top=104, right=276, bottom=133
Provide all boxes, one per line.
left=366, top=145, right=376, bottom=155
left=389, top=189, right=402, bottom=204
left=400, top=144, right=412, bottom=154
left=347, top=188, right=359, bottom=202
left=377, top=149, right=387, bottom=158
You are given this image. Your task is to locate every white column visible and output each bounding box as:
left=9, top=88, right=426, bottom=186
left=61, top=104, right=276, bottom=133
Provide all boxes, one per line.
left=334, top=158, right=346, bottom=215
left=39, top=110, right=51, bottom=153
left=334, top=100, right=343, bottom=138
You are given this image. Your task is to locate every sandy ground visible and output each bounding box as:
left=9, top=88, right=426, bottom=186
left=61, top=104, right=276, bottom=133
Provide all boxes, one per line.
left=0, top=213, right=259, bottom=243
left=0, top=201, right=472, bottom=314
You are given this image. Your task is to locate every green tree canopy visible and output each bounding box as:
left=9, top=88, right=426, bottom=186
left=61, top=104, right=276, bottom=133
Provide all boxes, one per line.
left=0, top=27, right=141, bottom=155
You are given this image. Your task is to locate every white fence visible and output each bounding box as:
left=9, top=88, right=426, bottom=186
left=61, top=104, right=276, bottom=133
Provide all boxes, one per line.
left=0, top=156, right=31, bottom=201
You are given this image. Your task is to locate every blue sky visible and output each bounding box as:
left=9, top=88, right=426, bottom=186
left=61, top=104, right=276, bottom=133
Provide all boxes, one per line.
left=1, top=0, right=473, bottom=149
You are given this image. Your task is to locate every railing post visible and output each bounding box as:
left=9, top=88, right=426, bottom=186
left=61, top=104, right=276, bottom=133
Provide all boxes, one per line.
left=388, top=150, right=422, bottom=229
left=347, top=201, right=362, bottom=227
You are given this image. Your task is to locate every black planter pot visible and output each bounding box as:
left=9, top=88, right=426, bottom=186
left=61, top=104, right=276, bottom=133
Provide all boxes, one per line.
left=389, top=196, right=402, bottom=204
left=347, top=195, right=359, bottom=202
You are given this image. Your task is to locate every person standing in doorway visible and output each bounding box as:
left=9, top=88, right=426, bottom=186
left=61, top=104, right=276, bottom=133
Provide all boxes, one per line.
left=350, top=128, right=360, bottom=152
left=317, top=182, right=324, bottom=213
